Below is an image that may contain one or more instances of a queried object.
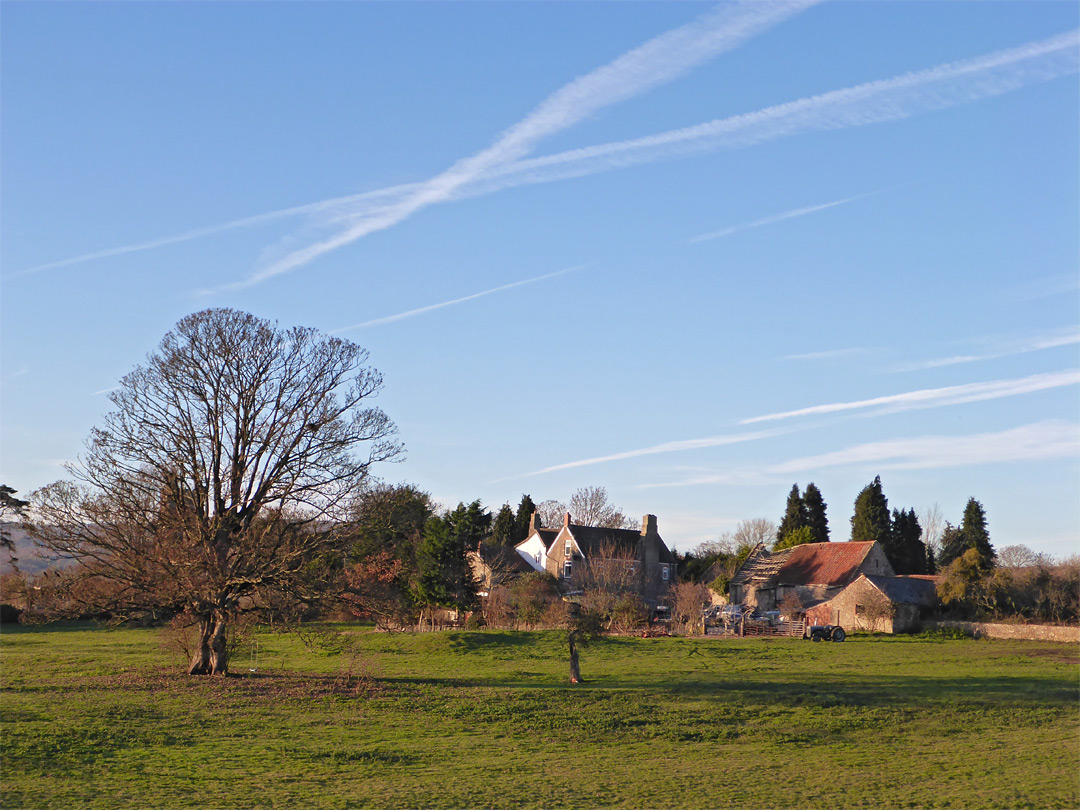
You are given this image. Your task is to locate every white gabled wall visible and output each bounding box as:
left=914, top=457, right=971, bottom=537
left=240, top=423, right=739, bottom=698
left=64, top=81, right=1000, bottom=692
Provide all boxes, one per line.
left=514, top=532, right=549, bottom=573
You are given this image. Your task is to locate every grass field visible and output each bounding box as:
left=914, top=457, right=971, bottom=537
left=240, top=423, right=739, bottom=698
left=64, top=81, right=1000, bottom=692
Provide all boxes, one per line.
left=2, top=623, right=1077, bottom=809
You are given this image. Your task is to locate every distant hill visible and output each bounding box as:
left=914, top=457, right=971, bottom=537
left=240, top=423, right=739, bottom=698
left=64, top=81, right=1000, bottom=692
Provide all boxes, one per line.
left=1, top=523, right=58, bottom=575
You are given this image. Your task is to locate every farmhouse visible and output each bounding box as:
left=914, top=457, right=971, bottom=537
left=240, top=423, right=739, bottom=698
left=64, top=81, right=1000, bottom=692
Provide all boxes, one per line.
left=514, top=512, right=677, bottom=603
left=730, top=541, right=894, bottom=611
left=805, top=573, right=940, bottom=633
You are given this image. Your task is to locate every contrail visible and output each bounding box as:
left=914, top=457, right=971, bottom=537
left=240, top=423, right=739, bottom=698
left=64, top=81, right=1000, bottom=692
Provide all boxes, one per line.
left=740, top=369, right=1080, bottom=425
left=331, top=264, right=588, bottom=332
left=8, top=184, right=416, bottom=279
left=481, top=28, right=1080, bottom=189
left=207, top=0, right=818, bottom=291
left=235, top=25, right=1079, bottom=288
left=689, top=192, right=879, bottom=243
left=517, top=427, right=786, bottom=477
left=14, top=23, right=1075, bottom=284
left=892, top=327, right=1080, bottom=372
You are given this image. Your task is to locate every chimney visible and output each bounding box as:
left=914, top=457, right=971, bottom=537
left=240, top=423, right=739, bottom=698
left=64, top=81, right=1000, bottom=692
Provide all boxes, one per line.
left=641, top=514, right=657, bottom=536
left=563, top=512, right=572, bottom=528
left=529, top=511, right=540, bottom=535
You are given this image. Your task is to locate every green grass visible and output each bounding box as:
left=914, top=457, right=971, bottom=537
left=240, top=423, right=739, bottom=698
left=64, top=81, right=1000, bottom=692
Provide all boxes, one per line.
left=2, top=623, right=1077, bottom=809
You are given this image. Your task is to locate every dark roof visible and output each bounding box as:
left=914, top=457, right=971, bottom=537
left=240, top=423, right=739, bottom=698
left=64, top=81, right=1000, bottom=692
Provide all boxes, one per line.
left=863, top=574, right=939, bottom=606
left=475, top=542, right=537, bottom=575
left=534, top=528, right=559, bottom=549
left=777, top=542, right=877, bottom=588
left=566, top=524, right=677, bottom=565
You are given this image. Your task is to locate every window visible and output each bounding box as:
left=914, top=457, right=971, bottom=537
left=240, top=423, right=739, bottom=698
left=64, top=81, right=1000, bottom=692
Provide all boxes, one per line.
left=855, top=604, right=865, bottom=615
left=563, top=561, right=572, bottom=579
left=564, top=541, right=572, bottom=558
left=661, top=564, right=670, bottom=582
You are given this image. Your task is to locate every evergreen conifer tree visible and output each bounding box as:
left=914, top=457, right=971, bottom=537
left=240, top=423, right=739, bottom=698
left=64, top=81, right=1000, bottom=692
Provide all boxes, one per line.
left=490, top=504, right=516, bottom=546
left=937, top=522, right=966, bottom=568
left=888, top=507, right=927, bottom=574
left=960, top=497, right=995, bottom=568
left=850, top=475, right=891, bottom=544
left=415, top=501, right=489, bottom=616
left=803, top=482, right=829, bottom=544
left=776, top=484, right=808, bottom=545
left=512, top=494, right=537, bottom=544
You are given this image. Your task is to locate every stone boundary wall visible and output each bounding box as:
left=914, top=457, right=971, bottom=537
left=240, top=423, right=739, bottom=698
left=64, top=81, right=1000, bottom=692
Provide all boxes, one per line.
left=925, top=620, right=1079, bottom=643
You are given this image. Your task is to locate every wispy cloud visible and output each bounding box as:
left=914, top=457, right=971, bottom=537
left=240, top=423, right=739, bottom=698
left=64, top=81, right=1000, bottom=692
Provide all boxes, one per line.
left=688, top=192, right=878, bottom=243
left=90, top=386, right=120, bottom=396
left=331, top=264, right=588, bottom=332
left=772, top=420, right=1079, bottom=473
left=740, top=369, right=1080, bottom=425
left=892, top=327, right=1080, bottom=372
left=640, top=420, right=1079, bottom=487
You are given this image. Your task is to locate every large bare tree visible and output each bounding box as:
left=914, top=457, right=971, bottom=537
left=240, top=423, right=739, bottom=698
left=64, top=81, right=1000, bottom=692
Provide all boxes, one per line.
left=28, top=309, right=402, bottom=675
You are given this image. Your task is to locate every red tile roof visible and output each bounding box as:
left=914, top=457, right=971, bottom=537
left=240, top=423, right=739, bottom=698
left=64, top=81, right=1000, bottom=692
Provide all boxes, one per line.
left=777, top=542, right=876, bottom=587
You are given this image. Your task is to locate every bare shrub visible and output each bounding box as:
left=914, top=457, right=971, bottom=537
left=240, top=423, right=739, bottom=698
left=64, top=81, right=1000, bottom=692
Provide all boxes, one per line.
left=670, top=581, right=710, bottom=635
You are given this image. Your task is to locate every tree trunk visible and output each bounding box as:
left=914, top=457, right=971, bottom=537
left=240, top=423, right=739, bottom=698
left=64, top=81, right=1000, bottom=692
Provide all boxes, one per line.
left=188, top=612, right=228, bottom=675
left=208, top=612, right=228, bottom=675
left=568, top=636, right=582, bottom=684
left=188, top=615, right=213, bottom=675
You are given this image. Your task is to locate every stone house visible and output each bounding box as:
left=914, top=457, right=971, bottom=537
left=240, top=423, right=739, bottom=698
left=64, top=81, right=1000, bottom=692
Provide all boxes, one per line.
left=514, top=512, right=677, bottom=605
left=730, top=541, right=894, bottom=612
left=805, top=573, right=940, bottom=633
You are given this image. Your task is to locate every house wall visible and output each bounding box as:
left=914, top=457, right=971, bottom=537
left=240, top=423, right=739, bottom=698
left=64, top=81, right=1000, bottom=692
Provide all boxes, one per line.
left=545, top=528, right=577, bottom=581
left=514, top=533, right=549, bottom=573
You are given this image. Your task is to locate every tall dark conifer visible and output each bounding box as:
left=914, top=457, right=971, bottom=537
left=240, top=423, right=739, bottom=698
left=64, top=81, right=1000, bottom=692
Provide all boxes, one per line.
left=803, top=482, right=829, bottom=544
left=415, top=501, right=490, bottom=615
left=776, top=484, right=808, bottom=545
left=937, top=522, right=966, bottom=568
left=850, top=476, right=891, bottom=544
left=960, top=498, right=995, bottom=568
left=513, top=494, right=537, bottom=544
left=490, top=504, right=516, bottom=546
left=888, top=507, right=926, bottom=574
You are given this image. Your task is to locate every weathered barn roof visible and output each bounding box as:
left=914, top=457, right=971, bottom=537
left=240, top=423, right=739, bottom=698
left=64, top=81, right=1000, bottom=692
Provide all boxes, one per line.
left=731, top=544, right=793, bottom=587
left=776, top=542, right=878, bottom=588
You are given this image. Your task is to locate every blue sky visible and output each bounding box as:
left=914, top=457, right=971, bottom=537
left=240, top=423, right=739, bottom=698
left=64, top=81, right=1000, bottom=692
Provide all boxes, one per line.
left=2, top=1, right=1078, bottom=558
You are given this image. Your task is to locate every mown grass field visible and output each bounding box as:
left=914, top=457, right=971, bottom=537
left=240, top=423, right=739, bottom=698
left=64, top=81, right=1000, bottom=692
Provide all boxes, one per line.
left=1, top=623, right=1077, bottom=809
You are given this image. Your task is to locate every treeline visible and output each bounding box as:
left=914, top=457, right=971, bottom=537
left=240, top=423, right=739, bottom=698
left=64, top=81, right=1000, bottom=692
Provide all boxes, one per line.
left=676, top=475, right=1078, bottom=625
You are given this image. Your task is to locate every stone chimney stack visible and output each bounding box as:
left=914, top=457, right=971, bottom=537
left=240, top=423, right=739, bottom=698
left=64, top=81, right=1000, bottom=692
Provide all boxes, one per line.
left=563, top=512, right=572, bottom=528
left=529, top=511, right=540, bottom=535
left=641, top=514, right=657, bottom=536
